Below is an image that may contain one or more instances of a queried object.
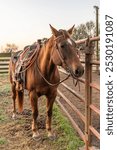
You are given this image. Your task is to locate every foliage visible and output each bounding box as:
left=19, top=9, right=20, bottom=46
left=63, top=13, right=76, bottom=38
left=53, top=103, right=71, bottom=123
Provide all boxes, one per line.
left=72, top=20, right=99, bottom=40
left=4, top=43, right=18, bottom=53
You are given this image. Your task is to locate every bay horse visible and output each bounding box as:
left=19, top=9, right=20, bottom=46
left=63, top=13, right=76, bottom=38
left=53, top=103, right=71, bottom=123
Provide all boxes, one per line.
left=9, top=25, right=84, bottom=139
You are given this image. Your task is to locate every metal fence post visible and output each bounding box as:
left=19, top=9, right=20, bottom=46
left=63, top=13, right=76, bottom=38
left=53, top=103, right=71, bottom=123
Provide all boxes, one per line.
left=84, top=39, right=92, bottom=150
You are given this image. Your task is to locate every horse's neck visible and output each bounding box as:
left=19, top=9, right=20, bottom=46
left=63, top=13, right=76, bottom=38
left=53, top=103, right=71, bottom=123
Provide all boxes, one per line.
left=38, top=37, right=57, bottom=78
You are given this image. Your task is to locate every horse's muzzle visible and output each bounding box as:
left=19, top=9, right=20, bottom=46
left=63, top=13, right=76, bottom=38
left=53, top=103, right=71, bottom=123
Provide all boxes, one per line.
left=72, top=66, right=84, bottom=78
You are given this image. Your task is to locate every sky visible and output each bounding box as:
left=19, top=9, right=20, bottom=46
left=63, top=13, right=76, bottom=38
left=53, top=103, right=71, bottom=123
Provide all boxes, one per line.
left=0, top=0, right=99, bottom=51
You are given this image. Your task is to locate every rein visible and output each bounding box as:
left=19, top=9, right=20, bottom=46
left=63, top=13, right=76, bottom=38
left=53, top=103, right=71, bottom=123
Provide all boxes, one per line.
left=37, top=33, right=80, bottom=87
left=36, top=63, right=70, bottom=86
left=35, top=34, right=72, bottom=87
left=16, top=33, right=79, bottom=87
left=16, top=41, right=70, bottom=87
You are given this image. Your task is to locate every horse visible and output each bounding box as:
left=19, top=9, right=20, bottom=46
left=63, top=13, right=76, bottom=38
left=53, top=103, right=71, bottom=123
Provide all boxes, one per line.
left=9, top=25, right=84, bottom=139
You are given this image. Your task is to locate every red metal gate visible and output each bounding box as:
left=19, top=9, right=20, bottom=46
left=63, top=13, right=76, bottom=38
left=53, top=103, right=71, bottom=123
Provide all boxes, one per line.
left=57, top=36, right=100, bottom=150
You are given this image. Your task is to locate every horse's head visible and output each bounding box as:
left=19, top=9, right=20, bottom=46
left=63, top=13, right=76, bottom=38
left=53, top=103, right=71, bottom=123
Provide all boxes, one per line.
left=50, top=25, right=84, bottom=79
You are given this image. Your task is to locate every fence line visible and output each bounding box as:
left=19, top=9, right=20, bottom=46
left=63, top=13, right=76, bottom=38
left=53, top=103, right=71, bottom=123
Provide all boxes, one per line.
left=57, top=36, right=100, bottom=150
left=0, top=53, right=11, bottom=74
left=0, top=37, right=100, bottom=149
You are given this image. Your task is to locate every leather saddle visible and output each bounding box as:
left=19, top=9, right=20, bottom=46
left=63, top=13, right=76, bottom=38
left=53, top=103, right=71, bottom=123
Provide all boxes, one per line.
left=11, top=41, right=41, bottom=90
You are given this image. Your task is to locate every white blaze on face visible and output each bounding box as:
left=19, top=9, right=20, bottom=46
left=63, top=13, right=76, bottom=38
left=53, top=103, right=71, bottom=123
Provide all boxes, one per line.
left=67, top=38, right=73, bottom=45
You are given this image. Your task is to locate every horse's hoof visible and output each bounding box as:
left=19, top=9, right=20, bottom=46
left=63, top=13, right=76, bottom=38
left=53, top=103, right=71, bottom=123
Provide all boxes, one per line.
left=32, top=132, right=41, bottom=141
left=48, top=132, right=56, bottom=140
left=12, top=113, right=16, bottom=119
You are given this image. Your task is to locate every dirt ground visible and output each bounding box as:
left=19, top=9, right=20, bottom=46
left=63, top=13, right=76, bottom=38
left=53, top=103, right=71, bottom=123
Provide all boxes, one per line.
left=0, top=71, right=100, bottom=150
left=58, top=71, right=100, bottom=148
left=0, top=75, right=84, bottom=150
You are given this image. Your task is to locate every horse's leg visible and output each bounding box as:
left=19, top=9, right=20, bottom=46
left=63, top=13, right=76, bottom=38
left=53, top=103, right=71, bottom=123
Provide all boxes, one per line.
left=29, top=90, right=39, bottom=138
left=16, top=90, right=24, bottom=113
left=46, top=93, right=56, bottom=139
left=11, top=82, right=16, bottom=119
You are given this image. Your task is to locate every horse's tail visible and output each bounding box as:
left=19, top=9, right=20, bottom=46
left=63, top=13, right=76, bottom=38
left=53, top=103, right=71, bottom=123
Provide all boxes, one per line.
left=16, top=91, right=24, bottom=112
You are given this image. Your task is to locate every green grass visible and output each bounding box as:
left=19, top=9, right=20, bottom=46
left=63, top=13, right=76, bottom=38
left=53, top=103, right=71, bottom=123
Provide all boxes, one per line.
left=39, top=97, right=84, bottom=149
left=0, top=76, right=84, bottom=150
left=53, top=104, right=84, bottom=150
left=0, top=114, right=6, bottom=122
left=0, top=84, right=11, bottom=93
left=0, top=109, right=8, bottom=123
left=0, top=137, right=7, bottom=145
left=15, top=118, right=26, bottom=125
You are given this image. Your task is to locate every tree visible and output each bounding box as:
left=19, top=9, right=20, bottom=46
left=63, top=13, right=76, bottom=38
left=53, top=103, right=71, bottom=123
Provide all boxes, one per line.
left=86, top=21, right=95, bottom=36
left=72, top=21, right=96, bottom=41
left=4, top=43, right=18, bottom=52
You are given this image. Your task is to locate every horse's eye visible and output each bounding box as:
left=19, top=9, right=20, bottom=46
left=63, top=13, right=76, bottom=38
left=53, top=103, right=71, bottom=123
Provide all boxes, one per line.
left=61, top=44, right=65, bottom=48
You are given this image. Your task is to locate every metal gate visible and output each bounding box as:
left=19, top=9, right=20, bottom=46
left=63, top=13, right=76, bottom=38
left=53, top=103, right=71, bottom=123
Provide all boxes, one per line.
left=57, top=36, right=100, bottom=150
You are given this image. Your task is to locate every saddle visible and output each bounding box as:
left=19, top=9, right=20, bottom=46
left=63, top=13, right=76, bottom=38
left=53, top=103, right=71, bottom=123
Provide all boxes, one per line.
left=12, top=40, right=41, bottom=90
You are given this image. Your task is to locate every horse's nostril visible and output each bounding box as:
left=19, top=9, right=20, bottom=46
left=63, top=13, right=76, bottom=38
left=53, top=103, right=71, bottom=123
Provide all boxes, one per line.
left=82, top=69, right=84, bottom=75
left=75, top=69, right=79, bottom=75
left=74, top=67, right=84, bottom=77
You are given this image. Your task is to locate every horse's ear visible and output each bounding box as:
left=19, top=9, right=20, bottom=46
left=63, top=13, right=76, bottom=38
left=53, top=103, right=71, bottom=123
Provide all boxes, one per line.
left=67, top=25, right=75, bottom=35
left=49, top=24, right=59, bottom=37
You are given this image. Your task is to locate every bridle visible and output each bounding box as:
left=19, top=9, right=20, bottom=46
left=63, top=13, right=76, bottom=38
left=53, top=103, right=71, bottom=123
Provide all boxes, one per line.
left=36, top=34, right=72, bottom=87
left=54, top=32, right=81, bottom=88
left=15, top=32, right=80, bottom=87
left=37, top=32, right=80, bottom=87
left=54, top=33, right=80, bottom=77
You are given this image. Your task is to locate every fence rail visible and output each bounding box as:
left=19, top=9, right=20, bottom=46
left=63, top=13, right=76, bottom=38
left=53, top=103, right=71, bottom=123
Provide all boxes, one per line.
left=0, top=53, right=11, bottom=74
left=57, top=36, right=100, bottom=150
left=0, top=37, right=100, bottom=149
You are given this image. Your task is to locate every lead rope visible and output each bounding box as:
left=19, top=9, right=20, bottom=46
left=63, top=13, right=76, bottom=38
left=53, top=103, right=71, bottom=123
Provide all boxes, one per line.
left=73, top=78, right=80, bottom=91
left=36, top=40, right=70, bottom=86
left=36, top=61, right=70, bottom=86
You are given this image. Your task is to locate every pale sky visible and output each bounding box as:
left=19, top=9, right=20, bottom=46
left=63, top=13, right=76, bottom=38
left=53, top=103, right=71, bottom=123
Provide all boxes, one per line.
left=0, top=0, right=99, bottom=51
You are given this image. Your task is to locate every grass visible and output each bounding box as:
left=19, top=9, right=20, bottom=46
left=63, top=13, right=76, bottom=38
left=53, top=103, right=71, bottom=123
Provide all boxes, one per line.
left=0, top=114, right=7, bottom=122
left=0, top=75, right=11, bottom=124
left=0, top=75, right=84, bottom=150
left=0, top=108, right=9, bottom=124
left=37, top=96, right=84, bottom=150
left=0, top=84, right=11, bottom=93
left=0, top=137, right=7, bottom=145
left=15, top=118, right=26, bottom=125
left=53, top=104, right=84, bottom=150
